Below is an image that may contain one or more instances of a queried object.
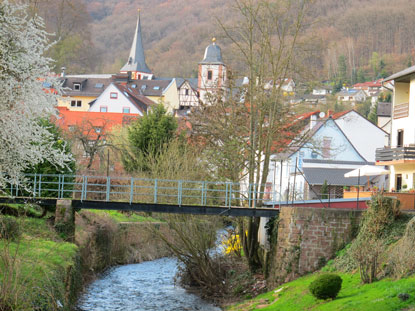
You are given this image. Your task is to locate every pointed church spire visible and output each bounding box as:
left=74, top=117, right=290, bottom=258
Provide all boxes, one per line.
left=120, top=9, right=151, bottom=74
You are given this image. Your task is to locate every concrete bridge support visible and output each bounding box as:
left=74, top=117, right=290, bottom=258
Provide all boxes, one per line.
left=55, top=199, right=75, bottom=242
left=270, top=206, right=362, bottom=286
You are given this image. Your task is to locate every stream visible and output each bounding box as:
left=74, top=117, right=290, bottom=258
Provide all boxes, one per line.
left=76, top=257, right=222, bottom=311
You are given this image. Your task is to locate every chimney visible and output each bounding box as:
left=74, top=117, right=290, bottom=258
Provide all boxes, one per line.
left=60, top=67, right=66, bottom=78
left=327, top=110, right=333, bottom=117
left=310, top=114, right=317, bottom=130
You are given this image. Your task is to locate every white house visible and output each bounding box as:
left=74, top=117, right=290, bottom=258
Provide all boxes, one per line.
left=376, top=65, right=415, bottom=191
left=175, top=78, right=200, bottom=117
left=88, top=83, right=154, bottom=115
left=312, top=86, right=331, bottom=96
left=266, top=110, right=388, bottom=201
left=337, top=88, right=367, bottom=104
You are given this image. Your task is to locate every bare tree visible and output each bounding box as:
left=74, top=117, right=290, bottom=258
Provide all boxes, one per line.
left=65, top=117, right=116, bottom=170
left=191, top=0, right=312, bottom=271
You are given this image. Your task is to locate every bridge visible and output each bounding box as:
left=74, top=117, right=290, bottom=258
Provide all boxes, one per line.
left=0, top=174, right=279, bottom=217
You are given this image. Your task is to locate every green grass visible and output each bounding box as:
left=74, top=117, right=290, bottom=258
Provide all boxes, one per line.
left=0, top=215, right=79, bottom=310
left=87, top=209, right=161, bottom=223
left=227, top=273, right=415, bottom=311
left=0, top=203, right=44, bottom=217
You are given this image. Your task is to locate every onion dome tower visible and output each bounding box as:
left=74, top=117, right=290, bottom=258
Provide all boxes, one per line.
left=197, top=38, right=226, bottom=103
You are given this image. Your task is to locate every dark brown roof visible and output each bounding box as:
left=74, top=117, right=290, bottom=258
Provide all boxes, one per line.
left=377, top=102, right=392, bottom=117
left=114, top=84, right=155, bottom=113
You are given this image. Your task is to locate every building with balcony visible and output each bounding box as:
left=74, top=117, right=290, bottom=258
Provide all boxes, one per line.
left=376, top=66, right=415, bottom=191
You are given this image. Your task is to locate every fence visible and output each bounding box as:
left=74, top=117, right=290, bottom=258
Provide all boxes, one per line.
left=0, top=174, right=277, bottom=209
left=1, top=165, right=383, bottom=209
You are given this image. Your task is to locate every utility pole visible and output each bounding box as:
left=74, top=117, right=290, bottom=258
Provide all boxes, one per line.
left=106, top=149, right=110, bottom=177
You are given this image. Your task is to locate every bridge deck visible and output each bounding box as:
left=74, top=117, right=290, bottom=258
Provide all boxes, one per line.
left=0, top=197, right=278, bottom=217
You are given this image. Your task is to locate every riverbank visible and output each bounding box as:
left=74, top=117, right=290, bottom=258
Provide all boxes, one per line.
left=225, top=196, right=415, bottom=310
left=225, top=272, right=415, bottom=310
left=0, top=206, right=171, bottom=310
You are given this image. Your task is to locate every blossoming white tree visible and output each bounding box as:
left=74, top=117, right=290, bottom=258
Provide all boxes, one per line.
left=0, top=1, right=72, bottom=187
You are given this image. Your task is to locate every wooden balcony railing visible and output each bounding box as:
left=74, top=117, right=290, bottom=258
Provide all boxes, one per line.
left=376, top=146, right=415, bottom=162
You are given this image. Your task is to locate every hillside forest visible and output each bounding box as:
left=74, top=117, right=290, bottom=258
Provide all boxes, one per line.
left=23, top=0, right=415, bottom=84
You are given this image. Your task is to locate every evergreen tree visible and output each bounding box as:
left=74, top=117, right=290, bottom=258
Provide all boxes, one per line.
left=369, top=52, right=380, bottom=79
left=26, top=119, right=76, bottom=175
left=368, top=103, right=378, bottom=125
left=337, top=55, right=348, bottom=86
left=356, top=100, right=372, bottom=118
left=25, top=119, right=76, bottom=198
left=123, top=104, right=178, bottom=172
left=356, top=68, right=366, bottom=83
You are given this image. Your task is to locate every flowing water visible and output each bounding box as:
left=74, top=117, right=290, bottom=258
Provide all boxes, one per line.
left=76, top=257, right=222, bottom=311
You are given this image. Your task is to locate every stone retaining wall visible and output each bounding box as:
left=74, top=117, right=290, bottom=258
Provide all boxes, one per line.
left=270, top=206, right=362, bottom=285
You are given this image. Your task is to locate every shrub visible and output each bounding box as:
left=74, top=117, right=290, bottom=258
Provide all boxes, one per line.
left=0, top=216, right=21, bottom=241
left=351, top=194, right=400, bottom=283
left=309, top=273, right=342, bottom=300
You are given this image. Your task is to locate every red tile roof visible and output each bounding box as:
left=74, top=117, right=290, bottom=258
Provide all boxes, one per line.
left=55, top=107, right=139, bottom=132
left=353, top=79, right=383, bottom=88
left=331, top=110, right=352, bottom=119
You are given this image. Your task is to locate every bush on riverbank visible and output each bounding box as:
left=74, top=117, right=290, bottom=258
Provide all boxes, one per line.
left=151, top=215, right=264, bottom=304
left=226, top=272, right=415, bottom=311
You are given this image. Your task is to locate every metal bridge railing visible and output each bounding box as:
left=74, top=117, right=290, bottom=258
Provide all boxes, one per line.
left=0, top=174, right=281, bottom=209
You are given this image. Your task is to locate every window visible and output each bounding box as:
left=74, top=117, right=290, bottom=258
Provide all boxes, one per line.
left=397, top=129, right=404, bottom=147
left=322, top=137, right=332, bottom=158
left=110, top=92, right=118, bottom=99
left=153, top=86, right=160, bottom=90
left=100, top=106, right=108, bottom=112
left=122, top=107, right=130, bottom=114
left=70, top=100, right=81, bottom=107
left=95, top=83, right=104, bottom=89
left=207, top=70, right=213, bottom=80
left=185, top=88, right=189, bottom=96
left=73, top=83, right=81, bottom=91
left=94, top=127, right=102, bottom=133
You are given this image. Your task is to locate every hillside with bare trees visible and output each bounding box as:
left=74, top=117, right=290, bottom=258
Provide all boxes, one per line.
left=26, top=0, right=415, bottom=82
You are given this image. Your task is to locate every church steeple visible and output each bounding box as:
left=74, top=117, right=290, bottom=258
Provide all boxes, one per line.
left=120, top=9, right=152, bottom=79
left=198, top=38, right=226, bottom=103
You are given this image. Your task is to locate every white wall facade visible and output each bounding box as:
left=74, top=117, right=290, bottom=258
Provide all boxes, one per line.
left=335, top=111, right=387, bottom=162
left=198, top=63, right=226, bottom=104
left=179, top=81, right=199, bottom=107
left=88, top=83, right=144, bottom=115
left=390, top=81, right=414, bottom=147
